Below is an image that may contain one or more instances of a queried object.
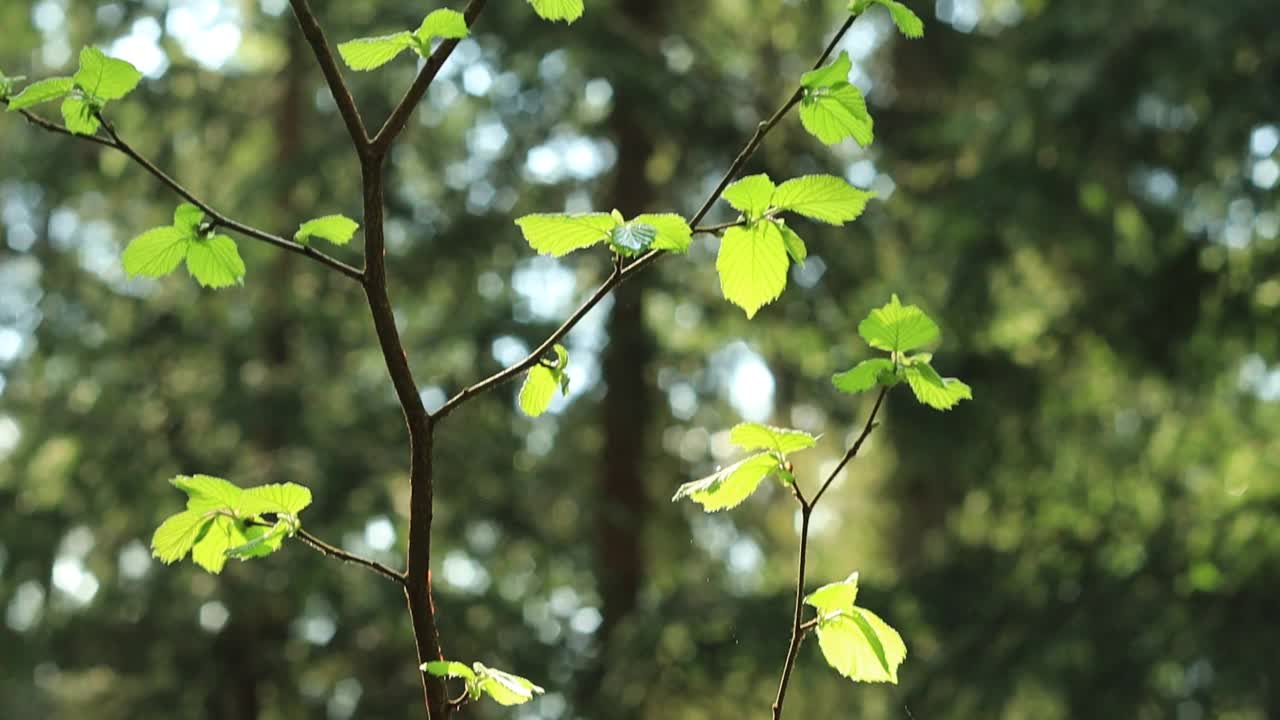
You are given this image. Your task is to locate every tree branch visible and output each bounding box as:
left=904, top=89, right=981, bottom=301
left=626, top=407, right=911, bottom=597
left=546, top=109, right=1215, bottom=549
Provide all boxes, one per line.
left=434, top=15, right=858, bottom=421
left=371, top=0, right=490, bottom=154
left=243, top=518, right=405, bottom=584
left=287, top=0, right=370, bottom=153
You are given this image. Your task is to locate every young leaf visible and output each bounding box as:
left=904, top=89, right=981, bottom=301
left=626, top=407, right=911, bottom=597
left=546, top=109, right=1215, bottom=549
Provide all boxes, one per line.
left=722, top=174, right=776, bottom=219
left=800, top=83, right=874, bottom=147
left=815, top=608, right=907, bottom=683
left=771, top=175, right=873, bottom=226
left=527, top=0, right=585, bottom=23
left=671, top=452, right=780, bottom=512
left=858, top=294, right=940, bottom=352
left=5, top=76, right=74, bottom=110
left=514, top=213, right=618, bottom=256
left=874, top=0, right=925, bottom=38
left=779, top=223, right=807, bottom=265
left=519, top=364, right=559, bottom=417
left=73, top=47, right=142, bottom=100
left=832, top=358, right=896, bottom=394
left=422, top=661, right=477, bottom=682
left=805, top=572, right=860, bottom=613
left=0, top=71, right=26, bottom=98
left=173, top=203, right=205, bottom=233
left=151, top=510, right=212, bottom=564
left=172, top=474, right=245, bottom=514
left=634, top=213, right=693, bottom=253
left=226, top=520, right=289, bottom=559
left=729, top=423, right=818, bottom=455
left=185, top=234, right=246, bottom=288
left=60, top=96, right=100, bottom=135
left=295, top=214, right=359, bottom=246
left=801, top=51, right=853, bottom=90
left=903, top=363, right=972, bottom=410
left=337, top=32, right=416, bottom=71
left=473, top=663, right=546, bottom=706
left=716, top=221, right=789, bottom=318
left=241, top=483, right=313, bottom=517
left=122, top=227, right=191, bottom=278
left=610, top=220, right=658, bottom=256
left=191, top=516, right=246, bottom=574
left=416, top=9, right=470, bottom=44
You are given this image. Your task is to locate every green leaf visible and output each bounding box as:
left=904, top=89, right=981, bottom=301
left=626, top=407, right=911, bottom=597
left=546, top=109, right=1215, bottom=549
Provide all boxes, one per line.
left=185, top=234, right=245, bottom=288
left=527, top=0, right=584, bottom=23
left=337, top=32, right=416, bottom=71
left=5, top=76, right=74, bottom=110
left=771, top=175, right=873, bottom=226
left=241, top=483, right=313, bottom=517
left=172, top=474, right=244, bottom=514
left=552, top=343, right=569, bottom=369
left=903, top=363, right=972, bottom=410
left=832, top=358, right=896, bottom=394
left=0, top=71, right=26, bottom=98
left=60, top=96, right=100, bottom=135
left=190, top=515, right=248, bottom=574
left=722, top=174, right=776, bottom=219
left=800, top=83, right=874, bottom=147
left=716, top=221, right=790, bottom=318
left=858, top=294, right=940, bottom=352
left=73, top=47, right=142, bottom=100
left=295, top=214, right=359, bottom=246
left=122, top=227, right=191, bottom=278
left=779, top=223, right=807, bottom=265
left=815, top=607, right=908, bottom=683
left=609, top=221, right=658, bottom=256
left=519, top=364, right=559, bottom=417
left=671, top=452, right=780, bottom=512
left=805, top=572, right=860, bottom=613
left=514, top=212, right=618, bottom=257
left=473, top=663, right=546, bottom=706
left=874, top=0, right=925, bottom=38
left=173, top=203, right=205, bottom=233
left=729, top=422, right=818, bottom=455
left=422, top=661, right=477, bottom=682
left=226, top=520, right=289, bottom=559
left=634, top=213, right=693, bottom=253
left=416, top=9, right=470, bottom=44
left=801, top=51, right=853, bottom=90
left=151, top=510, right=212, bottom=564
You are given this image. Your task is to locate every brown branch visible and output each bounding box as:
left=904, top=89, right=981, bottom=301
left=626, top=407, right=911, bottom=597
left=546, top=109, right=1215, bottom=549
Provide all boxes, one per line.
left=2, top=99, right=115, bottom=147
left=371, top=0, right=490, bottom=154
left=295, top=527, right=406, bottom=585
left=434, top=15, right=858, bottom=421
left=287, top=0, right=370, bottom=153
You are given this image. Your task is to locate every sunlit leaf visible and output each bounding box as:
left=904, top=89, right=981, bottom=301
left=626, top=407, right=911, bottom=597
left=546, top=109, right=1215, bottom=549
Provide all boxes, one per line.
left=151, top=510, right=212, bottom=565
left=771, top=175, right=873, bottom=225
left=185, top=234, right=245, bottom=288
left=527, top=0, right=584, bottom=23
left=416, top=9, right=470, bottom=44
left=295, top=214, right=359, bottom=246
left=716, top=221, right=789, bottom=318
left=729, top=422, right=818, bottom=455
left=73, top=46, right=142, bottom=100
left=634, top=213, right=693, bottom=253
left=805, top=572, right=861, bottom=613
left=122, top=227, right=190, bottom=278
left=519, top=364, right=558, bottom=417
left=903, top=363, right=972, bottom=410
left=832, top=358, right=896, bottom=394
left=857, top=294, right=939, bottom=352
left=5, top=76, right=74, bottom=110
left=337, top=33, right=416, bottom=71
left=722, top=174, right=776, bottom=219
left=514, top=213, right=618, bottom=257
left=60, top=96, right=99, bottom=135
left=800, top=83, right=874, bottom=147
left=671, top=452, right=780, bottom=512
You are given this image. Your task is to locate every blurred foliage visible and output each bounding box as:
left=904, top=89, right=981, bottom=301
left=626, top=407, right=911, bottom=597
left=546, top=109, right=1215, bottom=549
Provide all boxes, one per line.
left=1, top=0, right=1278, bottom=718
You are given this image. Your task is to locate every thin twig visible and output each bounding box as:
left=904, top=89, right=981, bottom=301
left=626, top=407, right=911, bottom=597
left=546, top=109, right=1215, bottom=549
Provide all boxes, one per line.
left=245, top=518, right=406, bottom=585
left=434, top=15, right=858, bottom=421
left=812, top=385, right=888, bottom=507
left=2, top=99, right=115, bottom=147
left=287, top=0, right=370, bottom=152
left=692, top=219, right=745, bottom=234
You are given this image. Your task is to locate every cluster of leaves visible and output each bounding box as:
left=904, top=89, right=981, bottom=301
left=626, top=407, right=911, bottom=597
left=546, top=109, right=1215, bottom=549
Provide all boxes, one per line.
left=423, top=661, right=545, bottom=707
left=672, top=423, right=814, bottom=511
left=150, top=475, right=313, bottom=574
left=519, top=344, right=571, bottom=417
left=338, top=9, right=471, bottom=71
left=3, top=47, right=141, bottom=135
left=805, top=572, right=908, bottom=683
left=514, top=210, right=692, bottom=258
left=832, top=294, right=972, bottom=410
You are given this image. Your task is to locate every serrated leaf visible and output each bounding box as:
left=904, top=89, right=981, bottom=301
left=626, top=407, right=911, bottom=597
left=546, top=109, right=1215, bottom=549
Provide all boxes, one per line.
left=671, top=452, right=780, bottom=512
left=337, top=32, right=416, bottom=71
left=903, top=363, right=972, bottom=410
left=185, top=234, right=245, bottom=288
left=609, top=221, right=657, bottom=256
left=225, top=520, right=289, bottom=559
left=241, top=483, right=313, bottom=516
left=805, top=572, right=860, bottom=613
left=5, top=76, right=74, bottom=110
left=473, top=664, right=546, bottom=706
left=716, top=221, right=789, bottom=318
left=800, top=83, right=874, bottom=147
left=172, top=474, right=244, bottom=514
left=519, top=365, right=558, bottom=417
left=801, top=51, right=853, bottom=90
left=514, top=213, right=617, bottom=256
left=858, top=294, right=940, bottom=352
left=729, top=422, right=818, bottom=455
left=151, top=510, right=212, bottom=564
left=552, top=343, right=569, bottom=369
left=422, top=661, right=476, bottom=681
left=73, top=46, right=142, bottom=100
left=815, top=607, right=907, bottom=683
left=633, top=213, right=692, bottom=253
left=191, top=515, right=246, bottom=574
left=722, top=174, right=776, bottom=219
left=122, top=227, right=191, bottom=278
left=295, top=214, right=359, bottom=246
left=875, top=0, right=925, bottom=38
left=779, top=223, right=807, bottom=264
left=833, top=358, right=896, bottom=394
left=772, top=175, right=873, bottom=225
left=60, top=96, right=100, bottom=135
left=173, top=203, right=205, bottom=233
left=528, top=0, right=584, bottom=23
left=416, top=9, right=470, bottom=44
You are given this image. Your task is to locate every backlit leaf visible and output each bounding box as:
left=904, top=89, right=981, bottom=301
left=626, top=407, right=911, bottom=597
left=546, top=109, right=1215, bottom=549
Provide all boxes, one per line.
left=514, top=213, right=618, bottom=256
left=771, top=175, right=873, bottom=225
left=832, top=358, right=896, bottom=394
left=337, top=33, right=416, bottom=71
left=73, top=47, right=142, bottom=100
left=729, top=423, right=818, bottom=455
left=857, top=294, right=940, bottom=352
left=5, top=76, right=74, bottom=110
left=527, top=0, right=584, bottom=23
left=122, top=227, right=190, bottom=278
left=519, top=364, right=558, bottom=417
left=722, top=174, right=776, bottom=219
left=716, top=221, right=789, bottom=318
left=295, top=214, right=359, bottom=246
left=800, top=83, right=874, bottom=147
left=185, top=234, right=245, bottom=288
left=671, top=452, right=780, bottom=512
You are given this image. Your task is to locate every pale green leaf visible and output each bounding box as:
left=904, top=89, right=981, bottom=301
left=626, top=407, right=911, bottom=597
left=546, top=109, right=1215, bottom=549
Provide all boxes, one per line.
left=60, top=96, right=100, bottom=135
left=515, top=213, right=617, bottom=256
left=226, top=520, right=289, bottom=559
left=171, top=474, right=244, bottom=514
left=722, top=174, right=776, bottom=219
left=185, top=234, right=245, bottom=288
left=337, top=33, right=416, bottom=71
left=73, top=47, right=142, bottom=100
left=241, top=483, right=313, bottom=517
left=122, top=227, right=190, bottom=278
left=416, top=9, right=470, bottom=44
left=473, top=663, right=546, bottom=706
left=729, top=422, right=818, bottom=455
left=671, top=452, right=780, bottom=512
left=716, top=221, right=789, bottom=318
left=805, top=572, right=860, bottom=613
left=874, top=0, right=925, bottom=38
left=422, top=661, right=476, bottom=681
left=191, top=515, right=246, bottom=574
left=801, top=51, right=853, bottom=90
left=779, top=222, right=807, bottom=264
left=771, top=175, right=874, bottom=225
left=519, top=365, right=558, bottom=417
left=5, top=76, right=74, bottom=110
left=833, top=358, right=896, bottom=394
left=295, top=214, right=359, bottom=246
left=800, top=83, right=874, bottom=147
left=173, top=203, right=205, bottom=233
left=0, top=71, right=26, bottom=98
left=609, top=221, right=657, bottom=256
left=527, top=0, right=584, bottom=23
left=903, top=363, right=972, bottom=410
left=858, top=294, right=940, bottom=352
left=634, top=213, right=692, bottom=253
left=815, top=607, right=907, bottom=683
left=151, top=510, right=212, bottom=564
left=552, top=343, right=569, bottom=369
